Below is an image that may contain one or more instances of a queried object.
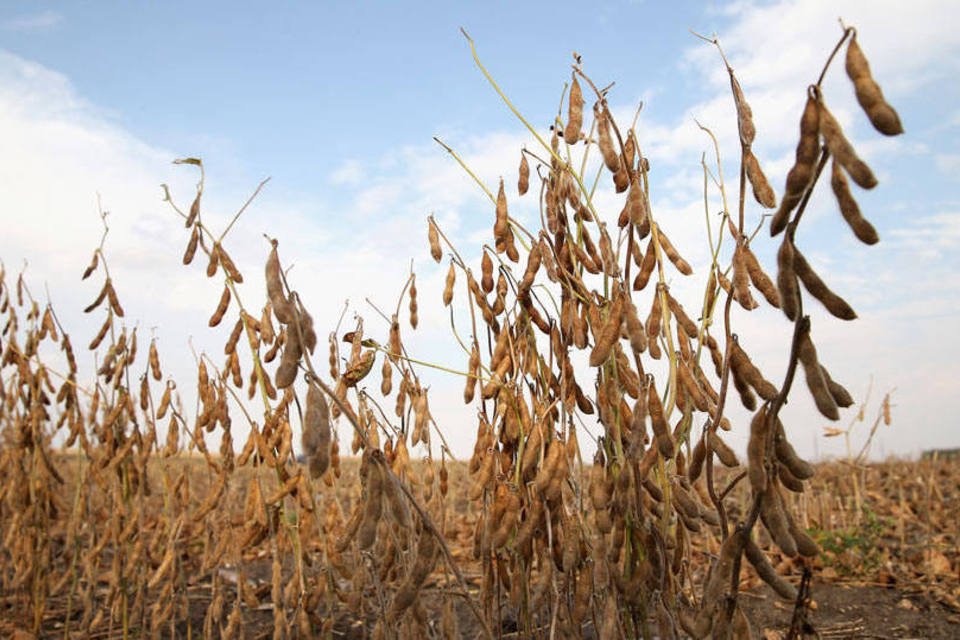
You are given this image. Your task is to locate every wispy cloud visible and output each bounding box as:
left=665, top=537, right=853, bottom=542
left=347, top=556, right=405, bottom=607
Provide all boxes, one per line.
left=1, top=10, right=62, bottom=33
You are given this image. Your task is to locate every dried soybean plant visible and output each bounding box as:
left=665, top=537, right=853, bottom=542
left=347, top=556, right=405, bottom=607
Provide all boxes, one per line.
left=412, top=24, right=899, bottom=638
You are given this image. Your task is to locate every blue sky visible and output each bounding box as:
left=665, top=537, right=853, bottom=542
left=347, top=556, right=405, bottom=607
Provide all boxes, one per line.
left=1, top=1, right=958, bottom=461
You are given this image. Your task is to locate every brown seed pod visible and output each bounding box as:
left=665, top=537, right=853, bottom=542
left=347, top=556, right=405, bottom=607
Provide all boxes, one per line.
left=589, top=294, right=624, bottom=367
left=729, top=338, right=779, bottom=401
left=744, top=536, right=798, bottom=601
left=265, top=242, right=295, bottom=325
left=778, top=462, right=805, bottom=493
left=776, top=237, right=801, bottom=321
left=656, top=227, right=693, bottom=275
left=89, top=316, right=111, bottom=351
left=791, top=248, right=856, bottom=320
left=747, top=406, right=770, bottom=493
left=442, top=262, right=456, bottom=307
left=677, top=360, right=708, bottom=412
left=205, top=243, right=221, bottom=280
left=830, top=159, right=879, bottom=244
left=380, top=355, right=392, bottom=396
left=302, top=381, right=331, bottom=478
left=564, top=76, right=584, bottom=143
left=774, top=419, right=814, bottom=480
left=218, top=245, right=243, bottom=283
left=633, top=239, right=657, bottom=291
left=624, top=177, right=649, bottom=229
left=357, top=456, right=384, bottom=550
left=343, top=350, right=375, bottom=387
left=744, top=149, right=776, bottom=209
left=772, top=93, right=820, bottom=236
left=687, top=434, right=706, bottom=482
left=276, top=321, right=302, bottom=389
left=702, top=531, right=746, bottom=614
left=819, top=364, right=854, bottom=407
left=760, top=482, right=799, bottom=557
left=647, top=381, right=675, bottom=459
left=730, top=359, right=758, bottom=411
left=818, top=97, right=877, bottom=189
left=208, top=285, right=231, bottom=328
left=463, top=342, right=480, bottom=404
left=494, top=179, right=509, bottom=247
left=708, top=431, right=739, bottom=468
left=182, top=226, right=200, bottom=265
left=427, top=218, right=442, bottom=263
left=645, top=290, right=662, bottom=342
left=481, top=251, right=494, bottom=294
left=730, top=73, right=756, bottom=148
left=518, top=152, right=530, bottom=196
left=742, top=245, right=781, bottom=308
left=846, top=34, right=903, bottom=136
left=149, top=341, right=162, bottom=381
left=388, top=314, right=401, bottom=362
left=595, top=103, right=620, bottom=173
left=623, top=293, right=647, bottom=355
left=408, top=275, right=419, bottom=329
left=732, top=244, right=758, bottom=310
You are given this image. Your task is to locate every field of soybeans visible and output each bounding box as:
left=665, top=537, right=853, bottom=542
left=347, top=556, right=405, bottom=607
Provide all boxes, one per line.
left=1, top=24, right=957, bottom=639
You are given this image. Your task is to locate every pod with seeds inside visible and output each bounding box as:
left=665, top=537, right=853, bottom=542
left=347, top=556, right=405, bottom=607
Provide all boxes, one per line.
left=408, top=275, right=419, bottom=329
left=427, top=218, right=442, bottom=263
left=276, top=321, right=302, bottom=389
left=732, top=244, right=758, bottom=310
left=564, top=76, right=584, bottom=143
left=647, top=380, right=675, bottom=458
left=518, top=152, right=530, bottom=195
left=747, top=406, right=770, bottom=493
left=442, top=262, right=456, bottom=307
left=701, top=531, right=746, bottom=617
left=730, top=73, right=755, bottom=148
left=791, top=247, right=856, bottom=320
left=743, top=245, right=780, bottom=308
left=357, top=455, right=384, bottom=550
left=588, top=294, right=623, bottom=367
left=708, top=431, right=739, bottom=468
left=302, top=381, right=332, bottom=478
left=744, top=536, right=797, bottom=601
left=772, top=93, right=821, bottom=236
left=831, top=159, right=879, bottom=244
left=595, top=103, right=620, bottom=173
left=820, top=364, right=854, bottom=407
left=846, top=33, right=903, bottom=136
left=744, top=149, right=776, bottom=209
left=656, top=228, right=693, bottom=276
left=149, top=341, right=162, bottom=381
left=760, top=483, right=799, bottom=557
left=774, top=419, right=814, bottom=480
left=633, top=240, right=657, bottom=290
left=778, top=463, right=805, bottom=493
left=481, top=252, right=494, bottom=294
left=623, top=292, right=647, bottom=355
left=818, top=97, right=877, bottom=189
left=183, top=227, right=200, bottom=265
left=730, top=359, right=758, bottom=411
left=729, top=338, right=778, bottom=401
left=265, top=242, right=295, bottom=325
left=218, top=245, right=243, bottom=283
left=208, top=285, right=231, bottom=328
left=380, top=355, right=392, bottom=396
left=776, top=237, right=801, bottom=321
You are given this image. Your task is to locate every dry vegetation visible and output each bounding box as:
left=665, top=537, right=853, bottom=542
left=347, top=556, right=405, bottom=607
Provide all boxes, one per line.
left=1, top=23, right=955, bottom=640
